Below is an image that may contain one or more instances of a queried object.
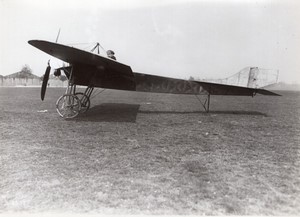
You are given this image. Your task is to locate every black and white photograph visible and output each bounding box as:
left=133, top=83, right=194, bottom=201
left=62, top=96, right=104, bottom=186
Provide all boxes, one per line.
left=0, top=0, right=299, bottom=216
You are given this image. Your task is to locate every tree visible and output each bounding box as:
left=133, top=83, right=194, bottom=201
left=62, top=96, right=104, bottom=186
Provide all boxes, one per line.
left=21, top=64, right=32, bottom=74
left=15, top=64, right=33, bottom=79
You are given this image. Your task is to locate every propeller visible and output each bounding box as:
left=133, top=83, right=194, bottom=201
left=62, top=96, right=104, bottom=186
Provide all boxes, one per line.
left=41, top=61, right=51, bottom=101
left=40, top=29, right=60, bottom=101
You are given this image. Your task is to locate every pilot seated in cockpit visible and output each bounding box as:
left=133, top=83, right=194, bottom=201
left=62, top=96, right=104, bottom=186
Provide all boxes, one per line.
left=106, top=50, right=116, bottom=60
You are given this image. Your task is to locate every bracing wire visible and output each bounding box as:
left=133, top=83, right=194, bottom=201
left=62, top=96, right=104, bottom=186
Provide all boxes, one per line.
left=90, top=88, right=106, bottom=100
left=194, top=94, right=208, bottom=111
left=55, top=28, right=61, bottom=43
left=187, top=80, right=209, bottom=111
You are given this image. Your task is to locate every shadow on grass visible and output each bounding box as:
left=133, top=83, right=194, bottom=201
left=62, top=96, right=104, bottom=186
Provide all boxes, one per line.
left=210, top=110, right=268, bottom=116
left=139, top=110, right=267, bottom=116
left=73, top=103, right=267, bottom=122
left=73, top=103, right=140, bottom=123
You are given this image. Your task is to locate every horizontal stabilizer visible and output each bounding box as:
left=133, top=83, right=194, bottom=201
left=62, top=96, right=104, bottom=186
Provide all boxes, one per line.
left=256, top=89, right=281, bottom=96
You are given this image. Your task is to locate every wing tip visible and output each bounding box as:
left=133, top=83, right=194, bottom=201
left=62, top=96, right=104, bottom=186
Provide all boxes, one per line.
left=28, top=40, right=38, bottom=46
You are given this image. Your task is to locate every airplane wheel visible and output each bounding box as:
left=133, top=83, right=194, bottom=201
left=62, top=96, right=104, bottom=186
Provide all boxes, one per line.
left=56, top=94, right=81, bottom=119
left=75, top=92, right=90, bottom=113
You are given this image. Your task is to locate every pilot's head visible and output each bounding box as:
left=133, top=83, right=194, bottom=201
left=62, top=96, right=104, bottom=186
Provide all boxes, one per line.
left=106, top=50, right=115, bottom=56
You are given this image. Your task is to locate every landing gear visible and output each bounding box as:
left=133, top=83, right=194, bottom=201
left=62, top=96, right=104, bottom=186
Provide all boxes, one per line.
left=75, top=92, right=90, bottom=113
left=56, top=94, right=81, bottom=118
left=76, top=86, right=94, bottom=114
left=55, top=74, right=94, bottom=118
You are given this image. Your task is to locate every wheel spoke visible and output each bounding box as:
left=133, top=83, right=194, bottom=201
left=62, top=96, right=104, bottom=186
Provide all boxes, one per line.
left=56, top=94, right=81, bottom=118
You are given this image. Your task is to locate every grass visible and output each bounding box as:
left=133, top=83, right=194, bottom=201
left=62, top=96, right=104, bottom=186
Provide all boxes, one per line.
left=0, top=87, right=299, bottom=215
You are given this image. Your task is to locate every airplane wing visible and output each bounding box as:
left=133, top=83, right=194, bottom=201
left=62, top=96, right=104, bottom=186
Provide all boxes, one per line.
left=28, top=40, right=280, bottom=96
left=28, top=40, right=128, bottom=69
left=28, top=40, right=136, bottom=91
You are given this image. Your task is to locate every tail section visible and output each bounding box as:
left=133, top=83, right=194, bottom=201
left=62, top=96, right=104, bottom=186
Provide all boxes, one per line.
left=247, top=67, right=279, bottom=88
left=202, top=67, right=279, bottom=89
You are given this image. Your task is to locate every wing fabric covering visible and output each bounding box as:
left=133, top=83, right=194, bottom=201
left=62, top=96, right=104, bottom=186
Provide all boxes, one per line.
left=28, top=40, right=127, bottom=67
left=28, top=40, right=136, bottom=91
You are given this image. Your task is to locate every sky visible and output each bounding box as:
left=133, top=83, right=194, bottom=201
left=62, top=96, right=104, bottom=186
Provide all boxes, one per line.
left=1, top=0, right=299, bottom=83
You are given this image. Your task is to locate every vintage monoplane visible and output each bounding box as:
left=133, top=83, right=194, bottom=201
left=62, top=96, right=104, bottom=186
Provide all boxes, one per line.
left=28, top=40, right=279, bottom=119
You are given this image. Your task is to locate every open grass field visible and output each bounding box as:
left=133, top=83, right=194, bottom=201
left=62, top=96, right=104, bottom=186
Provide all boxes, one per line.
left=0, top=87, right=299, bottom=215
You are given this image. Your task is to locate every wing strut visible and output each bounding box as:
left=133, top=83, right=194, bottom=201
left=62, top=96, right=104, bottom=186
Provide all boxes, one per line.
left=194, top=93, right=211, bottom=112
left=91, top=43, right=100, bottom=54
left=187, top=81, right=211, bottom=112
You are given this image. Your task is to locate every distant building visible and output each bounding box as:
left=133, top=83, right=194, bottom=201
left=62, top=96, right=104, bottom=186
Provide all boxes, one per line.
left=0, top=71, right=68, bottom=87
left=1, top=70, right=41, bottom=86
left=4, top=71, right=40, bottom=79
